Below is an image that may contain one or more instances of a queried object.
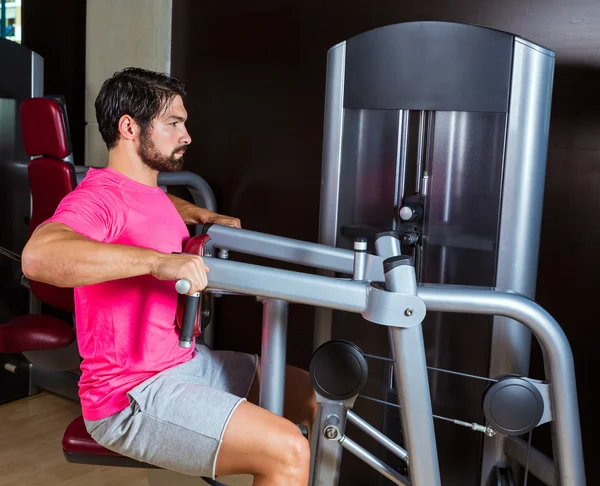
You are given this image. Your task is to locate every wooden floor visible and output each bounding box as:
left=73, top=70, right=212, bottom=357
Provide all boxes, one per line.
left=0, top=393, right=251, bottom=486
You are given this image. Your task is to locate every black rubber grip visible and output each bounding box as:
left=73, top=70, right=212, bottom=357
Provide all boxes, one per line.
left=179, top=293, right=200, bottom=348
left=383, top=255, right=414, bottom=273
left=201, top=223, right=214, bottom=235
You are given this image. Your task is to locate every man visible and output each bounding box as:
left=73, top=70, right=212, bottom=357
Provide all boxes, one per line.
left=22, top=67, right=315, bottom=485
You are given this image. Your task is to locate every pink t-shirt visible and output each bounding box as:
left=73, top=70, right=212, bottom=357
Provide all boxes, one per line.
left=46, top=167, right=193, bottom=420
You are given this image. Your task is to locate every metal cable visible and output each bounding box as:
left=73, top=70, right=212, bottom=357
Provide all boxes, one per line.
left=359, top=394, right=488, bottom=433
left=0, top=246, right=21, bottom=263
left=363, top=353, right=499, bottom=383
left=523, top=430, right=533, bottom=486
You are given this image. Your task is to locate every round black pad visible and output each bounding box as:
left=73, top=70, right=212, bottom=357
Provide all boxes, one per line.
left=483, top=376, right=544, bottom=436
left=309, top=340, right=368, bottom=401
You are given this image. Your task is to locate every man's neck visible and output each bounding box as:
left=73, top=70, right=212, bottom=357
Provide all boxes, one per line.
left=106, top=147, right=158, bottom=187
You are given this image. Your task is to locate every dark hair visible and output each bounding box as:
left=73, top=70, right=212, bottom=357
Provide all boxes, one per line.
left=95, top=67, right=187, bottom=150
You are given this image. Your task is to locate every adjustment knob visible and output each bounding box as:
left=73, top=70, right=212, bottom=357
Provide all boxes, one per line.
left=399, top=206, right=414, bottom=220
left=399, top=204, right=423, bottom=222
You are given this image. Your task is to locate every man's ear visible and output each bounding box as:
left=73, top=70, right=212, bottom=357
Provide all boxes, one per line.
left=117, top=115, right=140, bottom=141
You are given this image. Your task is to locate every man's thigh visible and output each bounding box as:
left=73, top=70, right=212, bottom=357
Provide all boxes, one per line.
left=86, top=345, right=259, bottom=479
left=87, top=376, right=248, bottom=479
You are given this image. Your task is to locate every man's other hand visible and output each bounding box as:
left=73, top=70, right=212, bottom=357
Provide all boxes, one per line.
left=207, top=214, right=241, bottom=229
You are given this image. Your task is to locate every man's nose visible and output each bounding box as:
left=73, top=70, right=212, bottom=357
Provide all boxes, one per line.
left=180, top=127, right=191, bottom=145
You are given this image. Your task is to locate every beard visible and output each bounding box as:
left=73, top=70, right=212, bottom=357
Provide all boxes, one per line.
left=138, top=130, right=186, bottom=173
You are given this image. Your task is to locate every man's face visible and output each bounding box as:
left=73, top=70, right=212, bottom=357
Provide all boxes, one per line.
left=138, top=95, right=191, bottom=172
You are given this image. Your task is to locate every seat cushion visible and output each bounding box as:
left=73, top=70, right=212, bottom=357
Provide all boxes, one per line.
left=0, top=314, right=75, bottom=353
left=63, top=416, right=120, bottom=456
left=62, top=417, right=223, bottom=481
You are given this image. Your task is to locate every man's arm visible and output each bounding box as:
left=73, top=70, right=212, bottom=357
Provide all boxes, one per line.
left=167, top=194, right=241, bottom=228
left=22, top=222, right=208, bottom=293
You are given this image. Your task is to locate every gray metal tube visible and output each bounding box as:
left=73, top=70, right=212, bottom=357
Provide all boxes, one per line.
left=393, top=110, right=409, bottom=232
left=74, top=165, right=88, bottom=184
left=483, top=39, right=556, bottom=483
left=505, top=436, right=555, bottom=486
left=309, top=401, right=346, bottom=485
left=347, top=411, right=408, bottom=462
left=318, top=41, right=346, bottom=251
left=259, top=299, right=288, bottom=416
left=353, top=238, right=367, bottom=280
left=374, top=234, right=402, bottom=259
left=389, top=325, right=441, bottom=486
left=415, top=110, right=426, bottom=193
left=340, top=436, right=410, bottom=486
left=352, top=250, right=366, bottom=280
left=205, top=224, right=384, bottom=280
left=417, top=284, right=585, bottom=486
left=205, top=257, right=368, bottom=314
left=386, top=264, right=441, bottom=486
left=314, top=307, right=334, bottom=350
left=314, top=41, right=347, bottom=349
left=157, top=171, right=217, bottom=212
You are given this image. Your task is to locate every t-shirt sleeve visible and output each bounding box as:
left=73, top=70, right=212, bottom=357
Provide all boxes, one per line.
left=45, top=185, right=128, bottom=243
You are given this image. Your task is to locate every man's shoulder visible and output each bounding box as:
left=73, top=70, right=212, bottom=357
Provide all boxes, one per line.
left=76, top=168, right=125, bottom=198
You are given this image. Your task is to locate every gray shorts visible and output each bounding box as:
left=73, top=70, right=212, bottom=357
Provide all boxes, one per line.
left=84, top=344, right=258, bottom=479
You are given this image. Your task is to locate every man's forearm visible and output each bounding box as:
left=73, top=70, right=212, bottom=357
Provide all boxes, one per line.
left=22, top=224, right=160, bottom=288
left=167, top=193, right=215, bottom=225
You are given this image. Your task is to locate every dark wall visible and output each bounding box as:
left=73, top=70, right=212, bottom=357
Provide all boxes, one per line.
left=172, top=1, right=598, bottom=483
left=21, top=0, right=86, bottom=165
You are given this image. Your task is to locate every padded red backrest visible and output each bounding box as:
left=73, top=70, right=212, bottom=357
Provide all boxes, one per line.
left=21, top=97, right=76, bottom=313
left=27, top=159, right=76, bottom=313
left=20, top=97, right=71, bottom=159
left=27, top=158, right=77, bottom=236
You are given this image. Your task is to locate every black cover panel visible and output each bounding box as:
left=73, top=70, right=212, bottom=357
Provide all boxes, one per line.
left=344, top=22, right=514, bottom=112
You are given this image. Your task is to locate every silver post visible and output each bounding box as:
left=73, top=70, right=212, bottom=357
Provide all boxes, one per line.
left=259, top=298, right=288, bottom=416
left=347, top=410, right=408, bottom=462
left=353, top=238, right=367, bottom=280
left=309, top=400, right=346, bottom=485
left=384, top=256, right=441, bottom=486
left=340, top=436, right=410, bottom=486
left=375, top=232, right=402, bottom=259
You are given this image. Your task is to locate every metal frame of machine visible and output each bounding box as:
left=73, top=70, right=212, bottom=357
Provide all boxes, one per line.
left=173, top=224, right=585, bottom=486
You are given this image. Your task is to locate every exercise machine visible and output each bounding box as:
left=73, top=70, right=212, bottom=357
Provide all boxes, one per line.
left=315, top=21, right=559, bottom=485
left=171, top=224, right=584, bottom=486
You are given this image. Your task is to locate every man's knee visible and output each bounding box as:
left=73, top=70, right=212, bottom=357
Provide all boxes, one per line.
left=276, top=426, right=311, bottom=477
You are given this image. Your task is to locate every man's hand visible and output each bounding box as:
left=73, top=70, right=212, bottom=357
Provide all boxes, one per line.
left=166, top=194, right=241, bottom=229
left=206, top=213, right=241, bottom=228
left=150, top=253, right=210, bottom=295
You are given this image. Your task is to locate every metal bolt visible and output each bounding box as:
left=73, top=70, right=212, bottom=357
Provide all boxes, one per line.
left=485, top=426, right=497, bottom=437
left=4, top=363, right=18, bottom=373
left=404, top=308, right=414, bottom=317
left=323, top=425, right=339, bottom=440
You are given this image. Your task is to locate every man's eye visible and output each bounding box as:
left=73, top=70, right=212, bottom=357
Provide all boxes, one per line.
left=171, top=122, right=178, bottom=126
